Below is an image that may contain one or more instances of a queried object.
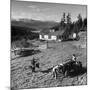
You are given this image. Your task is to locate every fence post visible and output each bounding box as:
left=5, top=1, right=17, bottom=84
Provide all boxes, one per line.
left=46, top=41, right=48, bottom=49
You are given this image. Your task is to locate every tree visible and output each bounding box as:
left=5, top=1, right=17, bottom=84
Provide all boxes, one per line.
left=77, top=14, right=83, bottom=30
left=60, top=12, right=66, bottom=28
left=61, top=12, right=66, bottom=23
left=66, top=13, right=72, bottom=24
left=83, top=18, right=87, bottom=27
left=73, top=23, right=79, bottom=33
left=77, top=14, right=82, bottom=21
left=64, top=13, right=72, bottom=36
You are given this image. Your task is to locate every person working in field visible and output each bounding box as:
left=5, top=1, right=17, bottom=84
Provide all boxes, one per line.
left=52, top=64, right=63, bottom=79
left=72, top=54, right=76, bottom=61
left=31, top=57, right=36, bottom=72
left=31, top=57, right=40, bottom=72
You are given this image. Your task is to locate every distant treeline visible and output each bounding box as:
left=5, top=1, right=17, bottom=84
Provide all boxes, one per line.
left=52, top=13, right=87, bottom=39
left=11, top=25, right=39, bottom=42
left=11, top=20, right=57, bottom=30
left=61, top=13, right=87, bottom=32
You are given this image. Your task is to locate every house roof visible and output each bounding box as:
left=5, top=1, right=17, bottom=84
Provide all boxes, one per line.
left=49, top=30, right=65, bottom=36
left=40, top=28, right=50, bottom=34
left=40, top=28, right=65, bottom=36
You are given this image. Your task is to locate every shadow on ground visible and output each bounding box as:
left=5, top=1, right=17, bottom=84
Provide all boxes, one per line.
left=11, top=49, right=41, bottom=60
left=40, top=66, right=87, bottom=78
left=62, top=38, right=79, bottom=42
left=19, top=49, right=41, bottom=57
left=40, top=67, right=53, bottom=73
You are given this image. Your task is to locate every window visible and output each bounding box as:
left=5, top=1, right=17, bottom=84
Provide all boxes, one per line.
left=44, top=35, right=48, bottom=40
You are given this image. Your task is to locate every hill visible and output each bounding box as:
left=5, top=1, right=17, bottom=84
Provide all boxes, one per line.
left=11, top=19, right=58, bottom=30
left=11, top=19, right=58, bottom=42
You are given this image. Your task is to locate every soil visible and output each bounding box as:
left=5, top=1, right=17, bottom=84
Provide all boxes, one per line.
left=11, top=31, right=87, bottom=89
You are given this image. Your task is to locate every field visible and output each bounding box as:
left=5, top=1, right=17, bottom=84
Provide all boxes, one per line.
left=11, top=31, right=87, bottom=89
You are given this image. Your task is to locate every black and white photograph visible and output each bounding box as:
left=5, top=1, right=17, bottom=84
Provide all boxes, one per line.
left=11, top=0, right=87, bottom=89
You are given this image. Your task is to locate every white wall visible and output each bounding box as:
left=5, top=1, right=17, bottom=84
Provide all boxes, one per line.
left=73, top=33, right=77, bottom=38
left=39, top=34, right=57, bottom=40
left=44, top=35, right=48, bottom=40
left=39, top=35, right=43, bottom=39
left=51, top=35, right=57, bottom=40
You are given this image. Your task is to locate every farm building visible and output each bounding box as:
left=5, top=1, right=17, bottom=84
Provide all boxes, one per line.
left=39, top=28, right=78, bottom=41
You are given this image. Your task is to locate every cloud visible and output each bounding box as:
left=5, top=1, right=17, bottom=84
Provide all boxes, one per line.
left=27, top=5, right=41, bottom=12
left=28, top=5, right=37, bottom=9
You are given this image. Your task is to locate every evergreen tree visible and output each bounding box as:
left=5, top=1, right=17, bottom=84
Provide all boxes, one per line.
left=83, top=18, right=87, bottom=27
left=66, top=13, right=72, bottom=24
left=60, top=12, right=66, bottom=28
left=77, top=14, right=83, bottom=30
left=61, top=12, right=66, bottom=23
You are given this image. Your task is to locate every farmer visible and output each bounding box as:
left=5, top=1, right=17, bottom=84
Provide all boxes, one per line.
left=31, top=57, right=40, bottom=72
left=72, top=54, right=76, bottom=62
left=52, top=64, right=63, bottom=79
left=31, top=57, right=36, bottom=72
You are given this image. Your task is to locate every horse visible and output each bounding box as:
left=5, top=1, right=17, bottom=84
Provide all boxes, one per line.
left=52, top=60, right=82, bottom=79
left=62, top=60, right=82, bottom=77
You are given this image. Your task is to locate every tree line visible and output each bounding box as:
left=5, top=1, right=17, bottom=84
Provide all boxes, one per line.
left=60, top=12, right=87, bottom=32
left=11, top=25, right=39, bottom=42
left=58, top=12, right=87, bottom=39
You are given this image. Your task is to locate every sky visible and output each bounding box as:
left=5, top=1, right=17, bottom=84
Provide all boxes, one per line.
left=11, top=0, right=87, bottom=22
